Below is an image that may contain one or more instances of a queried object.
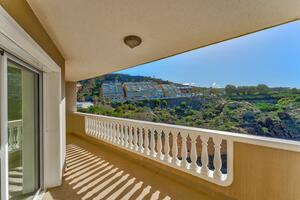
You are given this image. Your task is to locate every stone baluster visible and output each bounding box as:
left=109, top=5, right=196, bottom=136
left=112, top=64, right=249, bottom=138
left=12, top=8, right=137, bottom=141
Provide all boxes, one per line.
left=109, top=122, right=112, bottom=141
left=112, top=123, right=116, bottom=143
left=129, top=126, right=133, bottom=149
left=95, top=119, right=99, bottom=138
left=84, top=117, right=88, bottom=134
left=172, top=132, right=178, bottom=165
left=91, top=118, right=94, bottom=135
left=16, top=125, right=22, bottom=149
left=190, top=134, right=198, bottom=171
left=144, top=128, right=150, bottom=155
left=181, top=133, right=188, bottom=168
left=134, top=126, right=138, bottom=151
left=124, top=124, right=129, bottom=147
left=139, top=128, right=144, bottom=153
left=100, top=121, right=104, bottom=139
left=213, top=137, right=223, bottom=180
left=157, top=130, right=163, bottom=160
left=8, top=128, right=12, bottom=151
left=102, top=121, right=106, bottom=140
left=120, top=125, right=124, bottom=146
left=150, top=129, right=156, bottom=157
left=92, top=118, right=95, bottom=136
left=164, top=131, right=171, bottom=163
left=87, top=117, right=90, bottom=134
left=201, top=135, right=209, bottom=175
left=116, top=124, right=120, bottom=144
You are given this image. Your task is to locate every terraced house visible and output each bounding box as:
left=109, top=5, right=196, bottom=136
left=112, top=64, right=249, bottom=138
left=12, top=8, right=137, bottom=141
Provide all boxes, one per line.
left=0, top=1, right=300, bottom=200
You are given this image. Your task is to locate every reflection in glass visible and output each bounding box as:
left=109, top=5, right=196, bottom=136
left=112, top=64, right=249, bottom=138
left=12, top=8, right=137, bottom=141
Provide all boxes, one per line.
left=8, top=60, right=39, bottom=199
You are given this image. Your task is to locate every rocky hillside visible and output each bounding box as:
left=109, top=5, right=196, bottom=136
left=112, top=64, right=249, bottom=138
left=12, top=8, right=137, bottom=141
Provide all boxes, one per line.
left=77, top=74, right=300, bottom=141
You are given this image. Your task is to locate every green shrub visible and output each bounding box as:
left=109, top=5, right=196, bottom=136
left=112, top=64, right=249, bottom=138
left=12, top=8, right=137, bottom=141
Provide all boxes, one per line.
left=255, top=103, right=279, bottom=112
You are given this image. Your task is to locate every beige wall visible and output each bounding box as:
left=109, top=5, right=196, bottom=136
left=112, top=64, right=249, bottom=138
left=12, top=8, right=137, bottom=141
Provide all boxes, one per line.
left=0, top=0, right=65, bottom=96
left=69, top=113, right=300, bottom=200
left=66, top=82, right=77, bottom=133
left=0, top=0, right=64, bottom=68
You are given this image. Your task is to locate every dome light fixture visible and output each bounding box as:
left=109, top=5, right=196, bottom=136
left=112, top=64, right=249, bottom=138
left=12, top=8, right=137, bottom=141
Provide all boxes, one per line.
left=124, top=35, right=142, bottom=48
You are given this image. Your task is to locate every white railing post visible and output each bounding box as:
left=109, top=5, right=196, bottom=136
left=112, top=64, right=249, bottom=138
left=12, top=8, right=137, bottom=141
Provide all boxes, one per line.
left=133, top=126, right=138, bottom=151
left=172, top=132, right=178, bottom=165
left=124, top=124, right=129, bottom=147
left=116, top=124, right=121, bottom=144
left=157, top=130, right=163, bottom=160
left=190, top=134, right=198, bottom=171
left=107, top=122, right=111, bottom=141
left=84, top=117, right=88, bottom=134
left=213, top=137, right=223, bottom=180
left=96, top=118, right=99, bottom=138
left=103, top=121, right=107, bottom=140
left=139, top=128, right=144, bottom=153
left=181, top=133, right=188, bottom=169
left=120, top=124, right=124, bottom=146
left=91, top=118, right=94, bottom=135
left=164, top=131, right=171, bottom=163
left=200, top=135, right=209, bottom=175
left=8, top=128, right=13, bottom=151
left=144, top=128, right=150, bottom=155
left=129, top=125, right=133, bottom=149
left=150, top=129, right=156, bottom=157
left=112, top=123, right=117, bottom=143
left=100, top=121, right=104, bottom=139
left=16, top=124, right=22, bottom=149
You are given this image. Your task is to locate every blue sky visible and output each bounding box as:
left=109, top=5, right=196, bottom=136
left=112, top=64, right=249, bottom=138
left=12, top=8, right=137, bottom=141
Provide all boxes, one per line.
left=118, top=20, right=300, bottom=88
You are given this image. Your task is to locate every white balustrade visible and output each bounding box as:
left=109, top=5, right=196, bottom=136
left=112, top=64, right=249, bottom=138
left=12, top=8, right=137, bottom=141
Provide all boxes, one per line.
left=8, top=120, right=22, bottom=153
left=82, top=113, right=233, bottom=186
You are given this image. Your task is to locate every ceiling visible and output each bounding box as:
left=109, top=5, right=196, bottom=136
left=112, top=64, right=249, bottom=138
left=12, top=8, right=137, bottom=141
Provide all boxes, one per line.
left=26, top=0, right=300, bottom=81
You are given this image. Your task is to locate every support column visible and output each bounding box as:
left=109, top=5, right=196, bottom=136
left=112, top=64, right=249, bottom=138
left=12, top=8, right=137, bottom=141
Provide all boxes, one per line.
left=66, top=81, right=77, bottom=133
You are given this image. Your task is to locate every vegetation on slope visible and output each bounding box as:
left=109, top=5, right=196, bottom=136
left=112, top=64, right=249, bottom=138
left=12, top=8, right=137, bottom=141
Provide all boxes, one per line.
left=78, top=74, right=300, bottom=140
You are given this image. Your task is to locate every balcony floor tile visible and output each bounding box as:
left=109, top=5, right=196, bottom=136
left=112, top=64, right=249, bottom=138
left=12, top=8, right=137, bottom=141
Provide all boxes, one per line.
left=43, top=134, right=216, bottom=200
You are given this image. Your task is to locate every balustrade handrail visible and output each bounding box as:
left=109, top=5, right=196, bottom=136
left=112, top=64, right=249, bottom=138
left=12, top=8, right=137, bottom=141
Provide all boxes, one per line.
left=75, top=112, right=300, bottom=152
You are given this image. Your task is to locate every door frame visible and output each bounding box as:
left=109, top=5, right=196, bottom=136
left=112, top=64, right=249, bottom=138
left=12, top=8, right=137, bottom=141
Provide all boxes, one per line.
left=5, top=52, right=44, bottom=199
left=0, top=5, right=63, bottom=200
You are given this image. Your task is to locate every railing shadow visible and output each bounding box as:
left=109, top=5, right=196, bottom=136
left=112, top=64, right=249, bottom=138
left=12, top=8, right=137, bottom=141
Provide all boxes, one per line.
left=46, top=143, right=172, bottom=200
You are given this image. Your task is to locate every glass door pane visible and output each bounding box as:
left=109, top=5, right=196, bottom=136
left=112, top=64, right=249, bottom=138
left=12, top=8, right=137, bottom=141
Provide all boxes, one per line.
left=7, top=60, right=40, bottom=199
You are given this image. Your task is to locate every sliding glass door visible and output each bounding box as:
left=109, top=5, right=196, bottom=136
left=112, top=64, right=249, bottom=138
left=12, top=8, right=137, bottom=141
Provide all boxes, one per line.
left=1, top=53, right=42, bottom=200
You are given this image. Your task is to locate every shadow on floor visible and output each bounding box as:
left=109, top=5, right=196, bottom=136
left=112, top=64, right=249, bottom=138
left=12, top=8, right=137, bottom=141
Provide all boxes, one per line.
left=44, top=134, right=215, bottom=200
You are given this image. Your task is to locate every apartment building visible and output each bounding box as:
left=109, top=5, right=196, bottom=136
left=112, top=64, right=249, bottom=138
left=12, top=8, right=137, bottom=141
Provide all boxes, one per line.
left=177, top=85, right=195, bottom=97
left=123, top=81, right=164, bottom=100
left=100, top=81, right=124, bottom=101
left=160, top=84, right=181, bottom=98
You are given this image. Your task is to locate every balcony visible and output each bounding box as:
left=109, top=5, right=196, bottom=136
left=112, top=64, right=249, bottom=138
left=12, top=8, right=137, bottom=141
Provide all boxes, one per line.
left=1, top=1, right=300, bottom=199
left=44, top=112, right=300, bottom=200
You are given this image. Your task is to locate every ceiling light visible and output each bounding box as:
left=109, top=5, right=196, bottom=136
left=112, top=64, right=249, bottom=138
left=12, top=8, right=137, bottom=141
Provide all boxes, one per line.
left=124, top=35, right=142, bottom=48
